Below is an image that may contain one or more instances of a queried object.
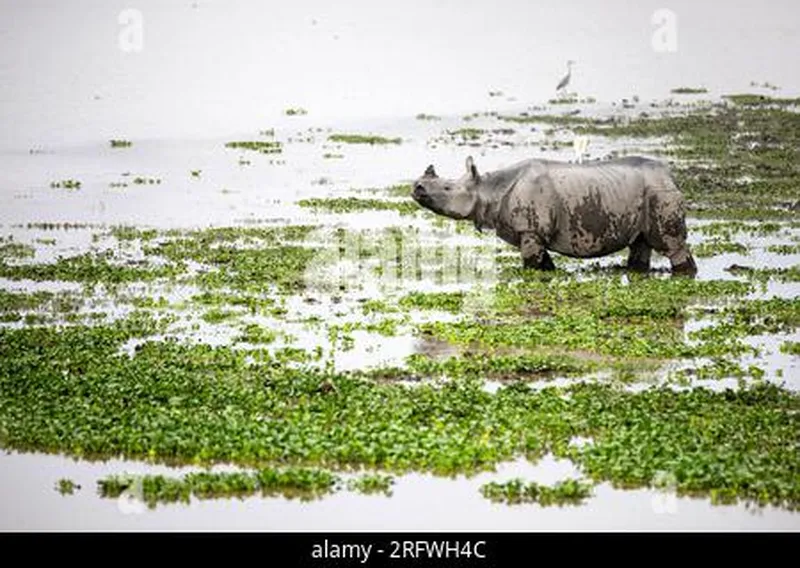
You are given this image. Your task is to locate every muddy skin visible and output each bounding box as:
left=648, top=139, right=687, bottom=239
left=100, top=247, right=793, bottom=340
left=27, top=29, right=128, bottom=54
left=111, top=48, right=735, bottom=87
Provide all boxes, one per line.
left=412, top=156, right=697, bottom=276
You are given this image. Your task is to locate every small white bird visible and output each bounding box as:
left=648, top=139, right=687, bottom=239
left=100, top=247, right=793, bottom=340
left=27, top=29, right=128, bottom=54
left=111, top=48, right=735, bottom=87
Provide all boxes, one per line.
left=573, top=135, right=590, bottom=163
left=556, top=60, right=576, bottom=93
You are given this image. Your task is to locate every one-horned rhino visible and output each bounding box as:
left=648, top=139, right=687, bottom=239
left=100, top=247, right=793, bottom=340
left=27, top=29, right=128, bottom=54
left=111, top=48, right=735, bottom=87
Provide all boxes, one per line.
left=411, top=156, right=697, bottom=275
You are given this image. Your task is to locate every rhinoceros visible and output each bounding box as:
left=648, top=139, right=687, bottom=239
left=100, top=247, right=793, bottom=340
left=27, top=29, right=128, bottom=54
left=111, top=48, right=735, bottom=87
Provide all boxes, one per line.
left=411, top=155, right=697, bottom=275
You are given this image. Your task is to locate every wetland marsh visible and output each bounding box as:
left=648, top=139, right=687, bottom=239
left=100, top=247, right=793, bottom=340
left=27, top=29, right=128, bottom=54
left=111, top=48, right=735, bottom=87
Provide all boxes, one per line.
left=1, top=90, right=798, bottom=530
left=1, top=0, right=799, bottom=531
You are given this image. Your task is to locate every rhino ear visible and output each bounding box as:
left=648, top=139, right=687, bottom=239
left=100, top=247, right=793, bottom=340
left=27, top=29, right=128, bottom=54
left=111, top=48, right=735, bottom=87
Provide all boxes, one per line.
left=424, top=164, right=437, bottom=177
left=466, top=156, right=479, bottom=181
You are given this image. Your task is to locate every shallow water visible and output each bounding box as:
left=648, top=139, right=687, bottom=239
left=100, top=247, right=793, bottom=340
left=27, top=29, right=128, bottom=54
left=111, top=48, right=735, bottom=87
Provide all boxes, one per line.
left=3, top=450, right=798, bottom=531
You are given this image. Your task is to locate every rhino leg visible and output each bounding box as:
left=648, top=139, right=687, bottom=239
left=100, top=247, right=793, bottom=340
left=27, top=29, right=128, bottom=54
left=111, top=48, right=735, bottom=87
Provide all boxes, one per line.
left=521, top=232, right=556, bottom=270
left=626, top=234, right=652, bottom=272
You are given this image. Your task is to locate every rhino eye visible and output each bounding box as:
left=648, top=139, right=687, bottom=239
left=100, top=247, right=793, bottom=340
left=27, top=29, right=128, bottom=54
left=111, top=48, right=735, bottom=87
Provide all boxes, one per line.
left=444, top=185, right=452, bottom=191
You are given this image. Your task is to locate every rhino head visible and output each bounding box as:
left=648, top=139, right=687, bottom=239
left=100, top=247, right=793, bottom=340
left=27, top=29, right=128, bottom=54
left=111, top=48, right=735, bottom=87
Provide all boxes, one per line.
left=411, top=157, right=481, bottom=220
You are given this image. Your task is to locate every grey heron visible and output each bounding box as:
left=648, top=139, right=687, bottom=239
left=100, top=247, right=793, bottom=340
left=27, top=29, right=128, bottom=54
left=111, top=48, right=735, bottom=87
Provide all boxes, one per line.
left=556, top=60, right=576, bottom=93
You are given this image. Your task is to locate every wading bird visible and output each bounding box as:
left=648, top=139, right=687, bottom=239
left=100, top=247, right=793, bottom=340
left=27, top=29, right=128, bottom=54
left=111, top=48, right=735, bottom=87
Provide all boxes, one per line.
left=556, top=60, right=576, bottom=94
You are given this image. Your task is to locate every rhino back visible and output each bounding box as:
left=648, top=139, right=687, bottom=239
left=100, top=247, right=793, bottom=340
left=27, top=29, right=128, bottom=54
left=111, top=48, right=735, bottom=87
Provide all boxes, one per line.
left=506, top=159, right=671, bottom=257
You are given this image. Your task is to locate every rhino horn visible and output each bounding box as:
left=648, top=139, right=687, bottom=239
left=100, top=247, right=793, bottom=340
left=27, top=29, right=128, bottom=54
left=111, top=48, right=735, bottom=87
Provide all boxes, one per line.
left=424, top=164, right=437, bottom=177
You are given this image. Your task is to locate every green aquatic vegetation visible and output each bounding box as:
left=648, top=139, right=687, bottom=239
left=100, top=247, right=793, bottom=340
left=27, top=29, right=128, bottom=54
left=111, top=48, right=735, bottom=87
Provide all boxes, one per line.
left=192, top=246, right=317, bottom=294
left=150, top=225, right=317, bottom=249
left=780, top=341, right=800, bottom=355
left=404, top=352, right=597, bottom=380
left=128, top=296, right=169, bottom=310
left=235, top=323, right=277, bottom=344
left=0, top=290, right=65, bottom=314
left=297, top=197, right=419, bottom=216
left=399, top=291, right=464, bottom=313
left=418, top=316, right=691, bottom=359
left=109, top=226, right=159, bottom=242
left=191, top=291, right=276, bottom=314
left=110, top=139, right=132, bottom=148
left=693, top=239, right=749, bottom=258
left=56, top=478, right=80, bottom=495
left=190, top=170, right=201, bottom=178
left=383, top=183, right=412, bottom=197
left=480, top=478, right=594, bottom=506
left=225, top=140, right=282, bottom=154
left=419, top=275, right=753, bottom=361
left=347, top=474, right=394, bottom=496
left=50, top=180, right=81, bottom=189
left=360, top=299, right=399, bottom=315
left=0, top=321, right=798, bottom=510
left=548, top=96, right=596, bottom=105
left=132, top=177, right=161, bottom=185
left=98, top=474, right=190, bottom=507
left=97, top=467, right=338, bottom=508
left=323, top=153, right=344, bottom=159
left=725, top=264, right=800, bottom=282
left=498, top=113, right=595, bottom=127
left=0, top=250, right=186, bottom=284
left=0, top=242, right=35, bottom=260
left=766, top=244, right=800, bottom=255
left=145, top=226, right=319, bottom=293
left=548, top=97, right=579, bottom=105
left=415, top=113, right=441, bottom=121
left=285, top=108, right=308, bottom=116
left=720, top=297, right=800, bottom=334
left=570, top=382, right=799, bottom=510
left=447, top=128, right=485, bottom=141
left=331, top=317, right=406, bottom=339
left=201, top=308, right=239, bottom=324
left=492, top=272, right=751, bottom=321
left=328, top=134, right=402, bottom=145
left=18, top=222, right=98, bottom=231
left=695, top=221, right=783, bottom=238
left=671, top=87, right=708, bottom=94
left=722, top=93, right=800, bottom=107
left=667, top=358, right=765, bottom=385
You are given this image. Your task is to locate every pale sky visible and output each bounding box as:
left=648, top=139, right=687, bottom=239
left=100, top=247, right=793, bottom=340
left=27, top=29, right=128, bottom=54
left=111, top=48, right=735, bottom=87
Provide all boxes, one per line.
left=0, top=0, right=798, bottom=146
